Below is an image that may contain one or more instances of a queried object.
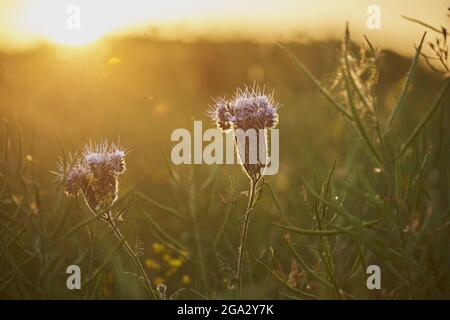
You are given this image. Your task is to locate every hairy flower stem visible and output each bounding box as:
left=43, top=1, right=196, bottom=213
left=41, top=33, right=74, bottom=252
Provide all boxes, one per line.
left=236, top=178, right=257, bottom=298
left=104, top=213, right=158, bottom=300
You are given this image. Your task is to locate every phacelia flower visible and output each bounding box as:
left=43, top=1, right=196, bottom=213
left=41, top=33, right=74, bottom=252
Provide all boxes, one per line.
left=54, top=141, right=127, bottom=213
left=211, top=86, right=279, bottom=131
left=210, top=85, right=280, bottom=181
left=65, top=162, right=90, bottom=196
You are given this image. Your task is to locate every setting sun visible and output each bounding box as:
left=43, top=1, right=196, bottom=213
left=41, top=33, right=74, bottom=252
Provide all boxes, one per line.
left=0, top=0, right=449, bottom=304
left=1, top=0, right=446, bottom=53
left=14, top=0, right=217, bottom=47
left=20, top=1, right=110, bottom=46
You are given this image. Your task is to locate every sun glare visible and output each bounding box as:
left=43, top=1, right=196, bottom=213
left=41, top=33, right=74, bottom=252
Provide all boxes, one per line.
left=20, top=1, right=107, bottom=46
left=17, top=0, right=208, bottom=47
left=15, top=0, right=297, bottom=47
left=5, top=0, right=448, bottom=54
left=49, top=32, right=101, bottom=46
left=45, top=29, right=103, bottom=47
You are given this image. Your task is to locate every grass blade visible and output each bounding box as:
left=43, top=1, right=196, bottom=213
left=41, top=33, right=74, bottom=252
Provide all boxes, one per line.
left=398, top=79, right=450, bottom=157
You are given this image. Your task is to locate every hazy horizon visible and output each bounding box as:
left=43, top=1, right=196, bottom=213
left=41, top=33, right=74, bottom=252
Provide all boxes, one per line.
left=0, top=0, right=448, bottom=56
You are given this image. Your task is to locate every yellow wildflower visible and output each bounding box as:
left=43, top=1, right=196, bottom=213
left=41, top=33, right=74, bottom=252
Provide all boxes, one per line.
left=181, top=275, right=191, bottom=285
left=152, top=242, right=165, bottom=254
left=144, top=258, right=161, bottom=270
left=167, top=257, right=183, bottom=268
left=165, top=268, right=177, bottom=278
left=154, top=277, right=165, bottom=286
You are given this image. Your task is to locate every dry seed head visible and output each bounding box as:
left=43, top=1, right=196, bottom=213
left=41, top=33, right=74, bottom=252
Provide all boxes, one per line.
left=331, top=38, right=379, bottom=127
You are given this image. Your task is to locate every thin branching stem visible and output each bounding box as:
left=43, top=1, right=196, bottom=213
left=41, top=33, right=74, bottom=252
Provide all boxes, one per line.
left=104, top=213, right=158, bottom=299
left=82, top=196, right=157, bottom=299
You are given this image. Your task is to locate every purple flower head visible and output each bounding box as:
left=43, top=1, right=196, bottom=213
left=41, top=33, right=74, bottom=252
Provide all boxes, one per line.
left=54, top=140, right=127, bottom=212
left=83, top=141, right=127, bottom=176
left=210, top=86, right=279, bottom=131
left=65, top=163, right=90, bottom=196
left=209, top=85, right=280, bottom=182
left=53, top=153, right=89, bottom=197
left=108, top=149, right=126, bottom=174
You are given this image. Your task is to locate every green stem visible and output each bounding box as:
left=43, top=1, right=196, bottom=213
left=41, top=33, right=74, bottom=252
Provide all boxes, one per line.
left=81, top=189, right=157, bottom=299
left=105, top=214, right=158, bottom=299
left=236, top=178, right=257, bottom=298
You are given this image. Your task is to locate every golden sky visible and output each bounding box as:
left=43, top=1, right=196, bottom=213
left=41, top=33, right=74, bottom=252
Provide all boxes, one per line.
left=0, top=0, right=448, bottom=55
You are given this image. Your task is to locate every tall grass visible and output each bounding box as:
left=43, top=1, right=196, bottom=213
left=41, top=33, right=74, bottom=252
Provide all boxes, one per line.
left=273, top=24, right=449, bottom=299
left=0, top=20, right=449, bottom=300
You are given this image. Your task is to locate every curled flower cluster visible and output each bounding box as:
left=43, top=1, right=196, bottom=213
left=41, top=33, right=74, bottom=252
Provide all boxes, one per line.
left=55, top=141, right=126, bottom=212
left=210, top=86, right=279, bottom=131
left=210, top=86, right=280, bottom=182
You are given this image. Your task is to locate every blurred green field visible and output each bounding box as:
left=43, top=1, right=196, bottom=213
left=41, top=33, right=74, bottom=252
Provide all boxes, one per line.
left=0, top=34, right=449, bottom=299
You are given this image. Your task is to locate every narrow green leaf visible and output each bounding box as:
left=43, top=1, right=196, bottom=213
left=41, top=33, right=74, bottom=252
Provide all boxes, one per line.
left=136, top=191, right=187, bottom=222
left=280, top=232, right=333, bottom=288
left=385, top=32, right=427, bottom=133
left=274, top=218, right=381, bottom=236
left=141, top=205, right=188, bottom=251
left=399, top=80, right=450, bottom=157
left=279, top=43, right=352, bottom=120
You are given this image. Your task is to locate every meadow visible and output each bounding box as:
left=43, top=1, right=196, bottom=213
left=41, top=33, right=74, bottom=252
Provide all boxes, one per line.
left=0, top=22, right=449, bottom=299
